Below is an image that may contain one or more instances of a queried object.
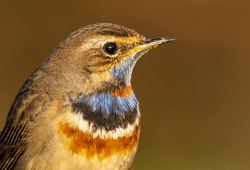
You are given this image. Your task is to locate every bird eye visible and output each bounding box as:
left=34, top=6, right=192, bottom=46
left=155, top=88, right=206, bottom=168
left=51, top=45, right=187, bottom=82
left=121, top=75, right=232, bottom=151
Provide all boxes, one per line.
left=104, top=42, right=117, bottom=55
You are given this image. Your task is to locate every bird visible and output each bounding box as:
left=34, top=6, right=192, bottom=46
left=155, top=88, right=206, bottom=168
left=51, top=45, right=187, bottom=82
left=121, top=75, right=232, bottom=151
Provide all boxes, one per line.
left=0, top=23, right=175, bottom=170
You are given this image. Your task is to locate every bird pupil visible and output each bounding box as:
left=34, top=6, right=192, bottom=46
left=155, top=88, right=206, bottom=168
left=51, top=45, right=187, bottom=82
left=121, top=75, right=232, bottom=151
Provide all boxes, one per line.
left=104, top=43, right=117, bottom=55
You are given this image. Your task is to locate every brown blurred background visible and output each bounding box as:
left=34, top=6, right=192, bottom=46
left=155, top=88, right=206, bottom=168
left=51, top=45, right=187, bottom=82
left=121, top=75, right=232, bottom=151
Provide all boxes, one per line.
left=1, top=1, right=250, bottom=169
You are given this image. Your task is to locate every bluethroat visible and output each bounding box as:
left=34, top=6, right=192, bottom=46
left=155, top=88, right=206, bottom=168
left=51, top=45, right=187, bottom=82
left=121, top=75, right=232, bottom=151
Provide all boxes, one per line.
left=0, top=23, right=175, bottom=170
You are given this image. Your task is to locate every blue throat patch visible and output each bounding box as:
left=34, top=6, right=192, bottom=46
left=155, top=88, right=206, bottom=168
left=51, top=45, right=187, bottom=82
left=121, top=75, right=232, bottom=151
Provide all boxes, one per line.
left=77, top=92, right=137, bottom=117
left=72, top=92, right=139, bottom=130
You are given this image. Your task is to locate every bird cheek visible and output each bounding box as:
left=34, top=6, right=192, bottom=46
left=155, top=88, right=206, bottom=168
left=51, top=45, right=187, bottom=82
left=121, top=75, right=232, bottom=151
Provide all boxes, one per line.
left=89, top=72, right=112, bottom=85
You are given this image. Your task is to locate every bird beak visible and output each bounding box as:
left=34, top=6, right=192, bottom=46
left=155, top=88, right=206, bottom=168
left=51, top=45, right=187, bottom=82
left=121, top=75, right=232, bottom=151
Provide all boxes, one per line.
left=144, top=37, right=176, bottom=49
left=145, top=37, right=176, bottom=44
left=125, top=37, right=176, bottom=55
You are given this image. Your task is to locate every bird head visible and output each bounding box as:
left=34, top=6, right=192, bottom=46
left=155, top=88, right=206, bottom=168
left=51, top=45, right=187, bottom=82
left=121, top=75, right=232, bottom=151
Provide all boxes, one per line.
left=29, top=23, right=175, bottom=95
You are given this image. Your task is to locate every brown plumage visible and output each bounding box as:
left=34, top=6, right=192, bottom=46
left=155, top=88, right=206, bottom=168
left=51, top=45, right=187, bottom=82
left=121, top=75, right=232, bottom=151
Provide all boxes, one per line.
left=0, top=23, right=175, bottom=170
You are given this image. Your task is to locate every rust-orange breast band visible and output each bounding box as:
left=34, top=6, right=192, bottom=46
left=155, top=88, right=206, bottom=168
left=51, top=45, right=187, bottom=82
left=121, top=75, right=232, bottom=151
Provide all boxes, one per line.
left=57, top=121, right=140, bottom=160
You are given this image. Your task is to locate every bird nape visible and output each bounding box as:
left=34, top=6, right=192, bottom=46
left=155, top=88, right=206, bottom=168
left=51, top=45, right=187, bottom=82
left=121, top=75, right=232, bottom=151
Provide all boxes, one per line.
left=0, top=23, right=175, bottom=170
